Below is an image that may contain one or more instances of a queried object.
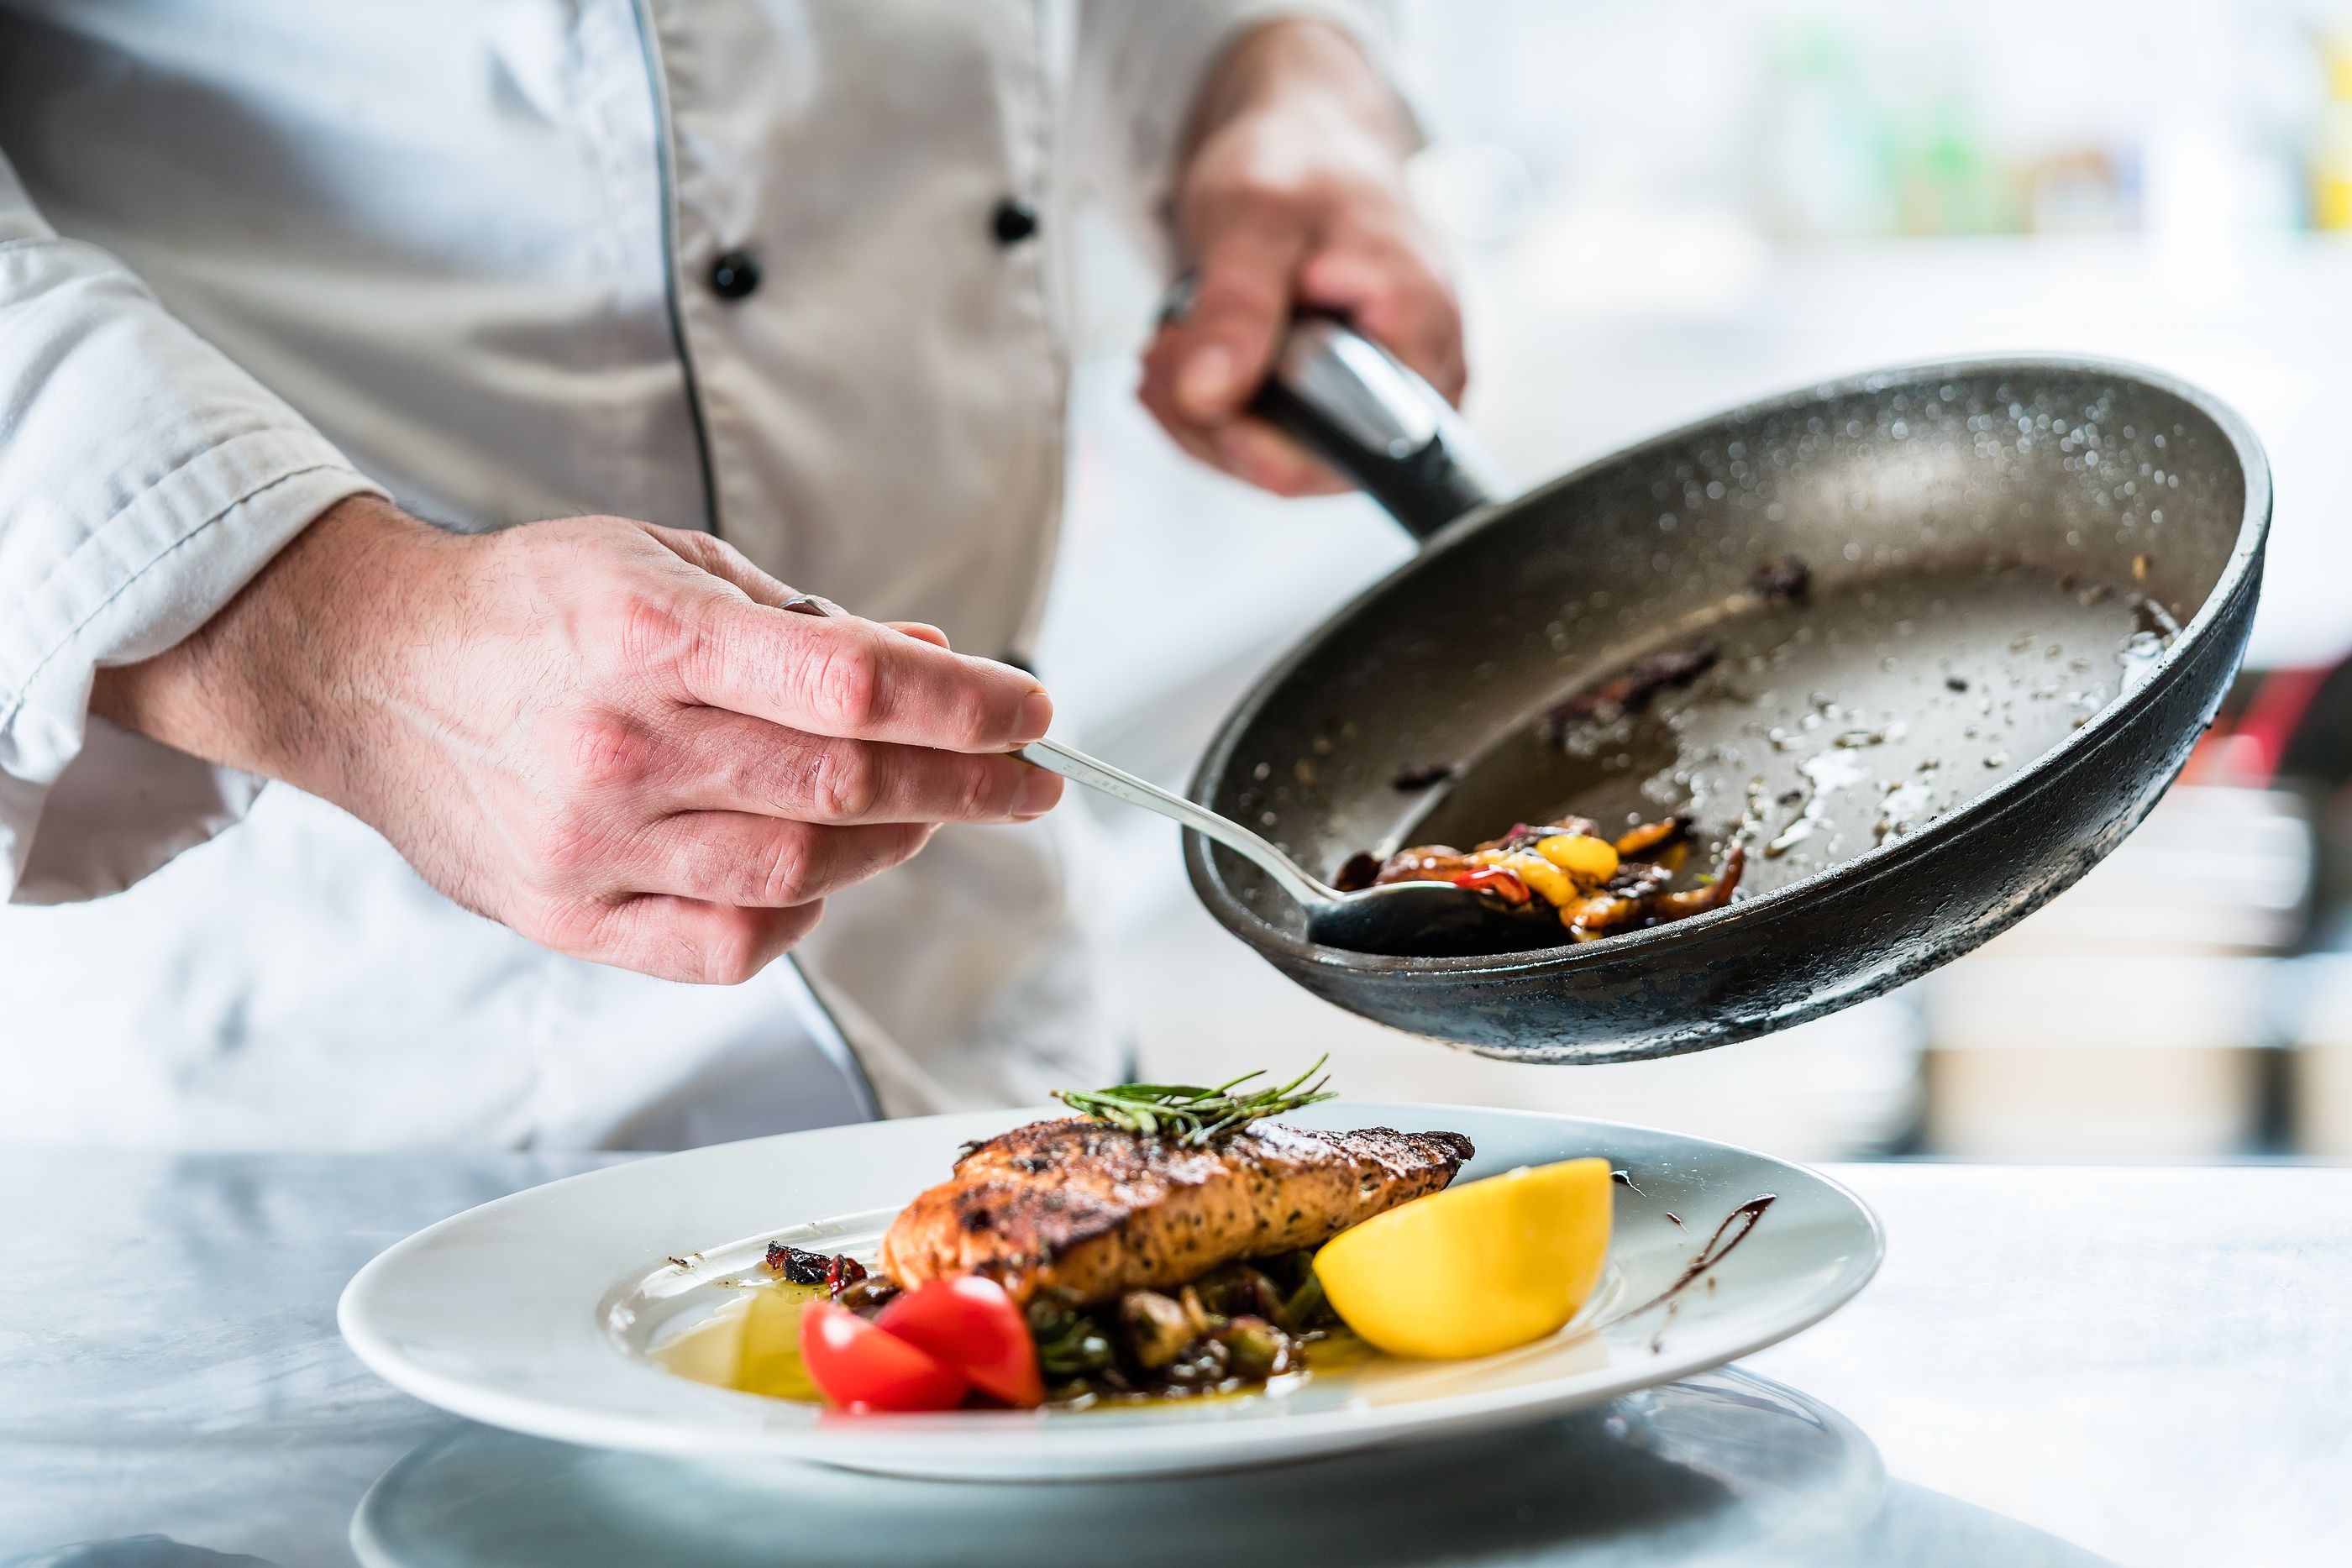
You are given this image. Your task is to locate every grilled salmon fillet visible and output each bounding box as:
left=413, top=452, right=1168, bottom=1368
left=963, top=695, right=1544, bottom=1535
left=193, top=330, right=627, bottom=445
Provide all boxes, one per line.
left=879, top=1119, right=1474, bottom=1307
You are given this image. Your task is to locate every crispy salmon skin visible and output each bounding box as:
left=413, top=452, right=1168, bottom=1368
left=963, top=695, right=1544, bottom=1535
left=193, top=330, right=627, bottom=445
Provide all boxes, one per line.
left=879, top=1119, right=1473, bottom=1307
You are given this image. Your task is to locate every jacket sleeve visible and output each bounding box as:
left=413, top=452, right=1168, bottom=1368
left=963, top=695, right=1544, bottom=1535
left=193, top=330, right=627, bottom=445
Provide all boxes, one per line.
left=0, top=149, right=386, bottom=905
left=1070, top=0, right=1415, bottom=275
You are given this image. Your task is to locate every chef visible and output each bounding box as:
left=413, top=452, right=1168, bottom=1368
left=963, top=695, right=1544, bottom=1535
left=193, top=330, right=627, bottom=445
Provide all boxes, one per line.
left=0, top=4, right=1462, bottom=1148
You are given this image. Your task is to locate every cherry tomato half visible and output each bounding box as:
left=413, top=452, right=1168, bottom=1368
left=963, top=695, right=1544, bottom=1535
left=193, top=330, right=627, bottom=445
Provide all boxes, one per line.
left=798, top=1298, right=969, bottom=1413
left=875, top=1276, right=1045, bottom=1408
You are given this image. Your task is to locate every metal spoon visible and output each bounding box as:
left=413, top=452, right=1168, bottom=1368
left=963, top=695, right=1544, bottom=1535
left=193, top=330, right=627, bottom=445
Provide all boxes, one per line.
left=1019, top=738, right=1545, bottom=957
left=767, top=595, right=1534, bottom=956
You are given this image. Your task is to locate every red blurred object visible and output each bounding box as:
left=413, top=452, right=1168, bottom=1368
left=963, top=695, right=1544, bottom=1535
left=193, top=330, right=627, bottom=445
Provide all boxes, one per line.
left=2192, top=664, right=2331, bottom=786
left=798, top=1298, right=969, bottom=1413
left=876, top=1277, right=1045, bottom=1408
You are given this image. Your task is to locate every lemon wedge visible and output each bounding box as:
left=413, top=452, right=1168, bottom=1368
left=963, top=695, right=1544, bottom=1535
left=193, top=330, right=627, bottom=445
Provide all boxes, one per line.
left=1314, top=1156, right=1613, bottom=1359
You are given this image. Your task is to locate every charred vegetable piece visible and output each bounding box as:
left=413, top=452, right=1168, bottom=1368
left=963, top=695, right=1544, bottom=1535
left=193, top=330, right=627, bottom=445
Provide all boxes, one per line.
left=1612, top=813, right=1692, bottom=860
left=1119, top=1290, right=1197, bottom=1371
left=834, top=1276, right=901, bottom=1315
left=764, top=1242, right=869, bottom=1293
left=1566, top=845, right=1745, bottom=939
left=1363, top=809, right=1740, bottom=943
left=1279, top=1272, right=1331, bottom=1333
left=1750, top=555, right=1811, bottom=604
left=1191, top=1263, right=1285, bottom=1323
left=1219, top=1316, right=1293, bottom=1381
left=1254, top=1248, right=1315, bottom=1297
left=1026, top=1294, right=1114, bottom=1379
left=1012, top=1250, right=1338, bottom=1404
left=1373, top=847, right=1473, bottom=884
left=1652, top=846, right=1746, bottom=920
left=1544, top=644, right=1719, bottom=731
left=1161, top=1336, right=1235, bottom=1388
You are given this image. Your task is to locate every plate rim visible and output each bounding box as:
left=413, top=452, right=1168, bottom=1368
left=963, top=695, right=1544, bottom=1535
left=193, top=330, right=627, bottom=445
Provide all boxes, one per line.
left=339, top=1103, right=1884, bottom=1476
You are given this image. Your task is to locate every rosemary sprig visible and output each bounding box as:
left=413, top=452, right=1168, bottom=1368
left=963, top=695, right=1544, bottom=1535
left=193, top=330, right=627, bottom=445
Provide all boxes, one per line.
left=1053, top=1056, right=1336, bottom=1146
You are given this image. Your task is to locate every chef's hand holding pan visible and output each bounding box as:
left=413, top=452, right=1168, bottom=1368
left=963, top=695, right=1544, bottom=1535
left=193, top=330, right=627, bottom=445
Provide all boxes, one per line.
left=90, top=496, right=1062, bottom=984
left=1138, top=18, right=1464, bottom=497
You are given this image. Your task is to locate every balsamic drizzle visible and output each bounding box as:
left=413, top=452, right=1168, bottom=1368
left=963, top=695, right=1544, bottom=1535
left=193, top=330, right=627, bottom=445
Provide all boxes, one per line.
left=1615, top=1193, right=1777, bottom=1324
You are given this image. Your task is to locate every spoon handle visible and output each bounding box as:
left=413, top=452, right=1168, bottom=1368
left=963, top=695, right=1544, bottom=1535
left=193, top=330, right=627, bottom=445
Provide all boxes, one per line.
left=769, top=588, right=1335, bottom=910
left=1019, top=738, right=1334, bottom=906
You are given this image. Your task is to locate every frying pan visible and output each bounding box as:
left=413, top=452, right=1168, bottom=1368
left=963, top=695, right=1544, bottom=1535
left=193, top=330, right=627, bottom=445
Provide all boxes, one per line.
left=1183, top=325, right=2269, bottom=1063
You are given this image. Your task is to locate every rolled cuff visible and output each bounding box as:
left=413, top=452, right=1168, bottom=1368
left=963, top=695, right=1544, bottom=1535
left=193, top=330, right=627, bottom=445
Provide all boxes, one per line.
left=1074, top=0, right=1417, bottom=275
left=2, top=442, right=383, bottom=903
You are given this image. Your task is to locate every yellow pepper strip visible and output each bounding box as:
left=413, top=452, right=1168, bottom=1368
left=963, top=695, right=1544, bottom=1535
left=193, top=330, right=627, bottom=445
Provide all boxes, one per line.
left=1498, top=851, right=1578, bottom=907
left=1535, top=833, right=1619, bottom=885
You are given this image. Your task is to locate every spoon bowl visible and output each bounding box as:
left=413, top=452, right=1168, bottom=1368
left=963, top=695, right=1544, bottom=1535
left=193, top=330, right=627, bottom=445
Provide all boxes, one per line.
left=1299, top=877, right=1562, bottom=956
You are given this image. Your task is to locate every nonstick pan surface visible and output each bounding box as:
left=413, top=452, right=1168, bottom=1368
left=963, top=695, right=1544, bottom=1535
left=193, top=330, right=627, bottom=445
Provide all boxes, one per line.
left=1184, top=345, right=2267, bottom=1062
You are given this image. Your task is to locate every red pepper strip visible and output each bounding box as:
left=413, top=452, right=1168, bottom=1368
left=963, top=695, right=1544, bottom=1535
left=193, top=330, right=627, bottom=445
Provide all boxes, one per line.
left=1451, top=867, right=1531, bottom=906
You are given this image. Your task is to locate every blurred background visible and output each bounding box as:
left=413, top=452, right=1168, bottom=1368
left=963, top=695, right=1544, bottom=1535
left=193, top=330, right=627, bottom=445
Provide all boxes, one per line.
left=1035, top=0, right=2352, bottom=1163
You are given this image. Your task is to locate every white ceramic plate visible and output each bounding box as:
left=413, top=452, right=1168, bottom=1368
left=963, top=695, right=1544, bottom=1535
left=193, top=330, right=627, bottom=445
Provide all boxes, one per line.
left=339, top=1101, right=1881, bottom=1481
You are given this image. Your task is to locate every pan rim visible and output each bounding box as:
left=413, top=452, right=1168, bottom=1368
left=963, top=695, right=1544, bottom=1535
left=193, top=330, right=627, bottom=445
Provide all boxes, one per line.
left=1184, top=351, right=2272, bottom=978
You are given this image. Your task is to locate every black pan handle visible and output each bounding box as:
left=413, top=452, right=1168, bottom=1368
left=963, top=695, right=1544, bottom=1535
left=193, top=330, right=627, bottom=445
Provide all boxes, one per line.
left=1249, top=317, right=1501, bottom=540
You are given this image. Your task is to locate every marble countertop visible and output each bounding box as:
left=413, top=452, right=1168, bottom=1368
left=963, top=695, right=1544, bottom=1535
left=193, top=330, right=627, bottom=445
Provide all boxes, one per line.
left=3, top=1151, right=2344, bottom=1567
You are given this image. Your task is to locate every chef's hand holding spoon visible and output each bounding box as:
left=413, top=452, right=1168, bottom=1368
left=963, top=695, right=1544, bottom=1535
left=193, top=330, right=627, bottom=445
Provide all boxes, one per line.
left=88, top=22, right=1452, bottom=988
left=92, top=496, right=1061, bottom=983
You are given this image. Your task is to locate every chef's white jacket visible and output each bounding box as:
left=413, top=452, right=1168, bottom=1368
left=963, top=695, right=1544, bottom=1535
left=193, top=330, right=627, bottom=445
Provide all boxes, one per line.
left=0, top=1, right=1395, bottom=1149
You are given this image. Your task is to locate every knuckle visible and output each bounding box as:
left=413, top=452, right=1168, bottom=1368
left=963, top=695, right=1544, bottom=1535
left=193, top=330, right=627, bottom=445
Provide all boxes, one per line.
left=705, top=537, right=761, bottom=582
left=751, top=826, right=818, bottom=907
left=804, top=640, right=883, bottom=732
left=673, top=527, right=764, bottom=588
left=561, top=713, right=656, bottom=793
left=615, top=593, right=690, bottom=669
left=639, top=521, right=706, bottom=559
left=680, top=602, right=746, bottom=694
left=1233, top=170, right=1316, bottom=229
left=806, top=742, right=879, bottom=821
left=956, top=758, right=1009, bottom=821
